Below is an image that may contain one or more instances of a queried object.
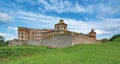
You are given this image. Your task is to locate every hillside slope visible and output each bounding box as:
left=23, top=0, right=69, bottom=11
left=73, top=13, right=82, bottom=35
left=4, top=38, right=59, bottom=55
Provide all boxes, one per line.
left=0, top=40, right=120, bottom=64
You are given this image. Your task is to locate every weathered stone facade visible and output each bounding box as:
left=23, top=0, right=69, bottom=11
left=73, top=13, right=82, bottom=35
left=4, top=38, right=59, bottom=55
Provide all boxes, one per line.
left=18, top=27, right=54, bottom=40
left=9, top=19, right=97, bottom=48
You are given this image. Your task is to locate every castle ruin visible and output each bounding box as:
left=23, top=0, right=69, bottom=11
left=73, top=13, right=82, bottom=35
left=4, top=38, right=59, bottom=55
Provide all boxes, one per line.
left=9, top=19, right=96, bottom=48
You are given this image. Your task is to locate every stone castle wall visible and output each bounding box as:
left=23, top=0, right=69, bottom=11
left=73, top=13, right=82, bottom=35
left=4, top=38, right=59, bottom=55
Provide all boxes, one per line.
left=72, top=34, right=96, bottom=45
left=9, top=34, right=73, bottom=48
left=9, top=40, right=42, bottom=46
left=9, top=33, right=96, bottom=48
left=42, top=34, right=73, bottom=48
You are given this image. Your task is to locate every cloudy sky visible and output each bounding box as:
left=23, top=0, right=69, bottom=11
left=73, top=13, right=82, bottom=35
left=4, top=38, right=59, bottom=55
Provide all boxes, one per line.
left=0, top=0, right=120, bottom=40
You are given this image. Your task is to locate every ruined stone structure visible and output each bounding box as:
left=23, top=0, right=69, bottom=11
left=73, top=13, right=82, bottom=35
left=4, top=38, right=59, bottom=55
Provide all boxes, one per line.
left=55, top=19, right=67, bottom=31
left=9, top=19, right=97, bottom=48
left=18, top=19, right=68, bottom=40
left=18, top=27, right=54, bottom=40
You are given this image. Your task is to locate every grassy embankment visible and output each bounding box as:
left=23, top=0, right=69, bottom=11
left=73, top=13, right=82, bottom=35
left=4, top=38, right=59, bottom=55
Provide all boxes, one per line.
left=0, top=38, right=120, bottom=64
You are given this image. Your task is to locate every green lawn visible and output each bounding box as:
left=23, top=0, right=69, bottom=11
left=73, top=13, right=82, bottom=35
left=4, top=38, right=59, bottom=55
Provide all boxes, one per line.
left=0, top=40, right=120, bottom=64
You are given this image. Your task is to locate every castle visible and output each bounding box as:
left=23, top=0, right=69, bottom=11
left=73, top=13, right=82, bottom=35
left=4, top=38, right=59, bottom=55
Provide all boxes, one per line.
left=9, top=19, right=96, bottom=48
left=18, top=19, right=68, bottom=40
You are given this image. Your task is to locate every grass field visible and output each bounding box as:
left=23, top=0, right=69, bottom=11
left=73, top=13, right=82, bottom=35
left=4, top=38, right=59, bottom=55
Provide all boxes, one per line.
left=0, top=39, right=120, bottom=64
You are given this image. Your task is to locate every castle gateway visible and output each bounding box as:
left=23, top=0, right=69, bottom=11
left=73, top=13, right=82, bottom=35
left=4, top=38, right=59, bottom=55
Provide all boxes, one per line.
left=9, top=19, right=96, bottom=48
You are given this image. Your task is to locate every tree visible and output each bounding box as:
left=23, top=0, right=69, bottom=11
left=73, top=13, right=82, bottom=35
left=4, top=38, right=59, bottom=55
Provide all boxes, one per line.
left=5, top=41, right=9, bottom=46
left=109, top=34, right=120, bottom=41
left=0, top=35, right=5, bottom=46
left=0, top=35, right=5, bottom=41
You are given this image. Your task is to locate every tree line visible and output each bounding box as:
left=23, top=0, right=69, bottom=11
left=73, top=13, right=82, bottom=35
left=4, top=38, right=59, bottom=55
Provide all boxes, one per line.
left=102, top=34, right=120, bottom=43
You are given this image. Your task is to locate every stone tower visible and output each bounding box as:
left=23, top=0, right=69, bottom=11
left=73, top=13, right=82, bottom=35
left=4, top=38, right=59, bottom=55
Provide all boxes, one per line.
left=55, top=19, right=67, bottom=31
left=89, top=29, right=96, bottom=40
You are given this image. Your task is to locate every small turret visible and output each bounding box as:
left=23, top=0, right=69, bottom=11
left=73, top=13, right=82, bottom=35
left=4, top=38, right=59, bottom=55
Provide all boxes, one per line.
left=89, top=29, right=96, bottom=36
left=89, top=29, right=96, bottom=40
left=55, top=19, right=67, bottom=31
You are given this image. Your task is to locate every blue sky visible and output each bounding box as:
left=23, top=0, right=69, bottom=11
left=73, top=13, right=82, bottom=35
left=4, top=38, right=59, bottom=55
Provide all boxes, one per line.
left=0, top=0, right=120, bottom=40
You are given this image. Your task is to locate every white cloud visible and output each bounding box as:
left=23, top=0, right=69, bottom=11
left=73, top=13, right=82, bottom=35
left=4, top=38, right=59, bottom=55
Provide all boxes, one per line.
left=63, top=18, right=120, bottom=36
left=0, top=13, right=13, bottom=22
left=8, top=26, right=18, bottom=34
left=38, top=0, right=85, bottom=13
left=37, top=0, right=119, bottom=18
left=85, top=4, right=119, bottom=18
left=69, top=30, right=83, bottom=33
left=8, top=26, right=17, bottom=31
left=38, top=0, right=51, bottom=7
left=95, top=30, right=109, bottom=34
left=15, top=10, right=60, bottom=24
left=0, top=33, right=17, bottom=40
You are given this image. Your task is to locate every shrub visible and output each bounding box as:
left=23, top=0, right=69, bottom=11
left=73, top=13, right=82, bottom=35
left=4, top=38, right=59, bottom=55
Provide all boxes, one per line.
left=102, top=38, right=109, bottom=43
